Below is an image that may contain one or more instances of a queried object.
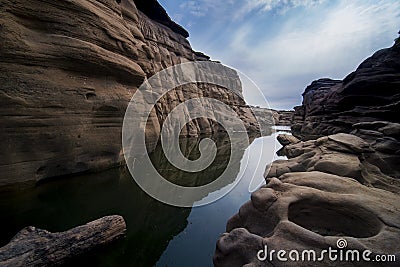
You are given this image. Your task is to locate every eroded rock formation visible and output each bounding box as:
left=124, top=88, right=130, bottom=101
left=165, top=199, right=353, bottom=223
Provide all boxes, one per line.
left=0, top=0, right=259, bottom=186
left=214, top=134, right=400, bottom=266
left=215, top=36, right=400, bottom=266
left=292, top=37, right=400, bottom=139
left=269, top=133, right=400, bottom=193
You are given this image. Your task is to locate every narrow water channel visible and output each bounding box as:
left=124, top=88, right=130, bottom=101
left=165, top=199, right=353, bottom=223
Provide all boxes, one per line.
left=0, top=127, right=289, bottom=267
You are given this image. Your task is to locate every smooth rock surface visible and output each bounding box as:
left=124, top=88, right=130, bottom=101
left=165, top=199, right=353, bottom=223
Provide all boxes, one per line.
left=216, top=131, right=400, bottom=266
left=215, top=172, right=400, bottom=266
left=267, top=134, right=399, bottom=192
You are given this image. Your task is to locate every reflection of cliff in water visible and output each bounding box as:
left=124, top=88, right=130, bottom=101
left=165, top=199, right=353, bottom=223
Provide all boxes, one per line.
left=133, top=131, right=258, bottom=205
left=0, top=169, right=190, bottom=267
left=0, top=130, right=265, bottom=266
left=149, top=134, right=254, bottom=187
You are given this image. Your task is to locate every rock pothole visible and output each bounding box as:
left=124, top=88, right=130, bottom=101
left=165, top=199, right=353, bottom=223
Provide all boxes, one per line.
left=288, top=199, right=382, bottom=238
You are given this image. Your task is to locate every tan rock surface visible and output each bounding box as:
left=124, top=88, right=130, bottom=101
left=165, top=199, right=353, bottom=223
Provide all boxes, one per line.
left=215, top=172, right=400, bottom=266
left=215, top=133, right=400, bottom=266
left=0, top=0, right=260, bottom=186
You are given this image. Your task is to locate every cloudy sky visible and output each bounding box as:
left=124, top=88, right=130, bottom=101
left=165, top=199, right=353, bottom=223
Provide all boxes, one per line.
left=159, top=0, right=400, bottom=109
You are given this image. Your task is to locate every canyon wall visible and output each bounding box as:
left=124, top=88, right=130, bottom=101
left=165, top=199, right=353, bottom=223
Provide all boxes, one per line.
left=292, top=37, right=400, bottom=140
left=0, top=0, right=258, bottom=186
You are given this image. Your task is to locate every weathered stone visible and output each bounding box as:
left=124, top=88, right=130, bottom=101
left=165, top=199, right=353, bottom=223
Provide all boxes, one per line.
left=327, top=133, right=372, bottom=153
left=215, top=172, right=400, bottom=267
left=372, top=137, right=400, bottom=154
left=314, top=152, right=361, bottom=179
left=292, top=39, right=400, bottom=139
left=251, top=107, right=294, bottom=127
left=379, top=122, right=400, bottom=137
left=277, top=134, right=300, bottom=146
left=266, top=134, right=398, bottom=192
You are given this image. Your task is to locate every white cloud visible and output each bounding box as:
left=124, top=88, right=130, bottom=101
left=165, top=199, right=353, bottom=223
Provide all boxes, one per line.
left=171, top=13, right=183, bottom=23
left=179, top=0, right=235, bottom=17
left=234, top=0, right=326, bottom=20
left=166, top=0, right=400, bottom=108
left=179, top=1, right=208, bottom=17
left=178, top=0, right=236, bottom=28
left=224, top=0, right=400, bottom=108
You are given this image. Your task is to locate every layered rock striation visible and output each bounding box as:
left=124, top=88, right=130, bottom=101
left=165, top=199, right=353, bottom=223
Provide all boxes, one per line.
left=292, top=37, right=400, bottom=139
left=0, top=0, right=259, bottom=186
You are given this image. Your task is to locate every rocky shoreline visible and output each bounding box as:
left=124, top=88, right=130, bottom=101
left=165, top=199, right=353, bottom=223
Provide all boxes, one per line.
left=214, top=34, right=400, bottom=266
left=214, top=132, right=400, bottom=266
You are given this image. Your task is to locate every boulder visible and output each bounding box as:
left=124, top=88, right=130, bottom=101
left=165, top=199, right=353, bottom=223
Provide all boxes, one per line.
left=277, top=134, right=300, bottom=146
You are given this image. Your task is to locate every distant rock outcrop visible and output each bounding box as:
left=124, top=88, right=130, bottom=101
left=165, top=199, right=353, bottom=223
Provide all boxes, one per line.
left=0, top=0, right=259, bottom=186
left=292, top=38, right=400, bottom=140
left=251, top=107, right=293, bottom=128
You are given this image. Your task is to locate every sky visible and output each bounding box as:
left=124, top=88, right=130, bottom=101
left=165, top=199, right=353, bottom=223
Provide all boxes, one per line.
left=158, top=0, right=400, bottom=110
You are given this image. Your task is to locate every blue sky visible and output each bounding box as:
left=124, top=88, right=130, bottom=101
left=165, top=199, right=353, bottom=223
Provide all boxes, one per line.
left=159, top=0, right=400, bottom=109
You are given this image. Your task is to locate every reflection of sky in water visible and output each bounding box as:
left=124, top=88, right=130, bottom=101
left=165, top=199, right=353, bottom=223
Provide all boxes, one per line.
left=156, top=129, right=289, bottom=267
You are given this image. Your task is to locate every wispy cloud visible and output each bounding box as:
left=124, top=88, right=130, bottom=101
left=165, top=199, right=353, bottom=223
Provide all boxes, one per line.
left=177, top=0, right=236, bottom=28
left=234, top=0, right=326, bottom=20
left=225, top=0, right=400, bottom=108
left=180, top=0, right=326, bottom=20
left=179, top=1, right=208, bottom=17
left=160, top=0, right=400, bottom=108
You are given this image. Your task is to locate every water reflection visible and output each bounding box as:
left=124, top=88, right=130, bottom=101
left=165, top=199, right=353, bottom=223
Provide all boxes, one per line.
left=0, top=131, right=261, bottom=266
left=0, top=126, right=289, bottom=266
left=0, top=169, right=190, bottom=267
left=150, top=135, right=230, bottom=187
left=129, top=128, right=260, bottom=207
left=156, top=129, right=288, bottom=267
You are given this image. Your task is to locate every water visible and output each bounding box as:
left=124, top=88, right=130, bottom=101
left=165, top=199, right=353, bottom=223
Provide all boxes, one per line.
left=0, top=127, right=289, bottom=267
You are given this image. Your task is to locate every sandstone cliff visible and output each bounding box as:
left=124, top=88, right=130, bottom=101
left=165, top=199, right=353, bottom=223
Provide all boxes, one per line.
left=0, top=0, right=258, bottom=186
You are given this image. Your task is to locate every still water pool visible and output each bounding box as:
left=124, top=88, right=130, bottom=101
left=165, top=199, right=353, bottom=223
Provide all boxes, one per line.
left=0, top=127, right=289, bottom=267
